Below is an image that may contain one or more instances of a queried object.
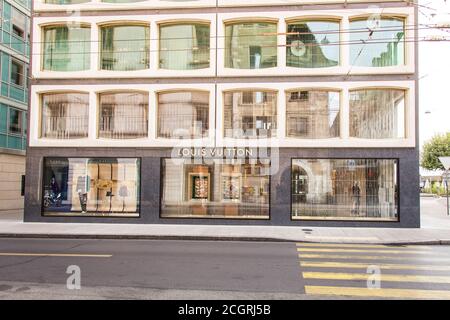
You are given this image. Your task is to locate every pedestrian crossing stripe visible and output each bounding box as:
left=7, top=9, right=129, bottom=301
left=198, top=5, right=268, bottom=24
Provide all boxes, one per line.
left=298, top=253, right=450, bottom=263
left=297, top=248, right=438, bottom=255
left=302, top=272, right=450, bottom=284
left=300, top=261, right=450, bottom=271
left=304, top=285, right=450, bottom=299
left=296, top=243, right=433, bottom=250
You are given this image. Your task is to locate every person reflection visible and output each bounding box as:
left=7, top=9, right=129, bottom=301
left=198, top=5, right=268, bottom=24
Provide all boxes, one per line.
left=76, top=175, right=87, bottom=214
left=352, top=181, right=361, bottom=216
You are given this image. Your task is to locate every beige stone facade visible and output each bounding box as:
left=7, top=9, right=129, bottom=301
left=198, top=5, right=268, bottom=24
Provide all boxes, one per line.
left=0, top=153, right=25, bottom=214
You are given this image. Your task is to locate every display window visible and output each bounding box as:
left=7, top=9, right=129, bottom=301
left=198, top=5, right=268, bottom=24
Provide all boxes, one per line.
left=292, top=159, right=398, bottom=221
left=42, top=158, right=140, bottom=217
left=161, top=158, right=270, bottom=219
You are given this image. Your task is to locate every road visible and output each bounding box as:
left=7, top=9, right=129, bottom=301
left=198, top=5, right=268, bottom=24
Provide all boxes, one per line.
left=1, top=238, right=450, bottom=299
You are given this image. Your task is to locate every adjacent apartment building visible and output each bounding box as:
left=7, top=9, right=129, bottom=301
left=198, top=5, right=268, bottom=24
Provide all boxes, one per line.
left=25, top=0, right=420, bottom=227
left=0, top=0, right=30, bottom=215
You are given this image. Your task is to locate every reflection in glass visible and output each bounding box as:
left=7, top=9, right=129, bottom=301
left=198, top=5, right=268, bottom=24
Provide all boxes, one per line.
left=157, top=91, right=209, bottom=139
left=225, top=22, right=277, bottom=69
left=292, top=159, right=398, bottom=220
left=42, top=158, right=140, bottom=217
left=159, top=23, right=210, bottom=70
left=224, top=91, right=277, bottom=138
left=350, top=89, right=405, bottom=139
left=45, top=0, right=89, bottom=3
left=41, top=93, right=89, bottom=139
left=161, top=159, right=270, bottom=219
left=350, top=18, right=405, bottom=67
left=287, top=21, right=339, bottom=68
left=100, top=25, right=150, bottom=71
left=286, top=90, right=340, bottom=138
left=43, top=25, right=91, bottom=71
left=99, top=92, right=148, bottom=139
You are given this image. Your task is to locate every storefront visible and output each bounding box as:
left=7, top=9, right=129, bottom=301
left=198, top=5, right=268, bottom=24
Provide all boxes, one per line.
left=23, top=147, right=419, bottom=228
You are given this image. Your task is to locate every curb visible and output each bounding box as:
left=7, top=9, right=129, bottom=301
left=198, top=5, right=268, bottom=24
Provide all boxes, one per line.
left=1, top=233, right=450, bottom=245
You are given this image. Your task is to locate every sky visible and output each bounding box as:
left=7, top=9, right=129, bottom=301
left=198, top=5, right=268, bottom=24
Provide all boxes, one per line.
left=418, top=0, right=450, bottom=148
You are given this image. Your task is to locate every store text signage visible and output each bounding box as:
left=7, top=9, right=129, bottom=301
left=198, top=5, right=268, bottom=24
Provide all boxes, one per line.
left=176, top=147, right=264, bottom=158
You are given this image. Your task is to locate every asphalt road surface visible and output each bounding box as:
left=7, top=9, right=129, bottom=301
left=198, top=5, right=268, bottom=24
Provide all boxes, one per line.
left=0, top=238, right=450, bottom=300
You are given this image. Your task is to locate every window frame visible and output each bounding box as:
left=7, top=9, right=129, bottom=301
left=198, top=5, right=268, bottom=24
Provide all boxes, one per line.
left=98, top=22, right=151, bottom=71
left=285, top=88, right=342, bottom=139
left=155, top=89, right=211, bottom=140
left=290, top=157, right=400, bottom=222
left=285, top=18, right=342, bottom=69
left=348, top=15, right=407, bottom=68
left=158, top=20, right=211, bottom=71
left=40, top=23, right=92, bottom=72
left=159, top=157, right=272, bottom=221
left=41, top=156, right=142, bottom=218
left=223, top=18, right=279, bottom=70
left=10, top=58, right=25, bottom=87
left=222, top=88, right=278, bottom=139
left=39, top=91, right=90, bottom=139
left=97, top=90, right=150, bottom=139
left=8, top=107, right=23, bottom=136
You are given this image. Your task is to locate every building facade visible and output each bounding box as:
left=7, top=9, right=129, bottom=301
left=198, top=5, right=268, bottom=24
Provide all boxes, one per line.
left=25, top=0, right=420, bottom=227
left=0, top=0, right=30, bottom=215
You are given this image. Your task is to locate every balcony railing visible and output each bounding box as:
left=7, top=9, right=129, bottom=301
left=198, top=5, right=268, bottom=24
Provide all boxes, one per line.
left=42, top=116, right=88, bottom=139
left=99, top=116, right=148, bottom=139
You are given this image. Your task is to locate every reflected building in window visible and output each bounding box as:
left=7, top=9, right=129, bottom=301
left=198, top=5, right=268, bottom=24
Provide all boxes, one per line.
left=292, top=159, right=398, bottom=221
left=286, top=20, right=339, bottom=68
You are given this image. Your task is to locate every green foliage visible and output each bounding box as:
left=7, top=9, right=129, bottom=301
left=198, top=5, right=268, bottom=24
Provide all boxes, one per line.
left=421, top=133, right=450, bottom=170
left=423, top=182, right=448, bottom=195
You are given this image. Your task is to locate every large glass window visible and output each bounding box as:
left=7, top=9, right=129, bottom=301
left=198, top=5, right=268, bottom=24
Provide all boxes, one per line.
left=224, top=90, right=277, bottom=138
left=9, top=108, right=22, bottom=135
left=45, top=0, right=89, bottom=3
left=100, top=24, right=150, bottom=71
left=157, top=91, right=209, bottom=139
left=286, top=90, right=340, bottom=138
left=225, top=22, right=277, bottom=69
left=292, top=159, right=398, bottom=221
left=350, top=89, right=405, bottom=139
left=99, top=92, right=148, bottom=139
left=43, top=25, right=91, bottom=71
left=102, top=0, right=146, bottom=3
left=10, top=59, right=24, bottom=86
left=287, top=20, right=339, bottom=68
left=42, top=158, right=140, bottom=217
left=11, top=7, right=26, bottom=40
left=350, top=18, right=405, bottom=67
left=161, top=159, right=270, bottom=219
left=41, top=93, right=89, bottom=139
left=159, top=23, right=210, bottom=70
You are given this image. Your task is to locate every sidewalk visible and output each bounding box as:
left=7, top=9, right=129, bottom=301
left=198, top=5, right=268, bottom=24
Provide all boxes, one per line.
left=0, top=211, right=450, bottom=245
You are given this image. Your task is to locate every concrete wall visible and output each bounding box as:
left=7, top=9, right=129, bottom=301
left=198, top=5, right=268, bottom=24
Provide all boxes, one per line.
left=23, top=147, right=420, bottom=228
left=0, top=152, right=25, bottom=214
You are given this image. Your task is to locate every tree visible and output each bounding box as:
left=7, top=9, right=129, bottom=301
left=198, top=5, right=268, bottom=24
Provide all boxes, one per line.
left=421, top=133, right=450, bottom=170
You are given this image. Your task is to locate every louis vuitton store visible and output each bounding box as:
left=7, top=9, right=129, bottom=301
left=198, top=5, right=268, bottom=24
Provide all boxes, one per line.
left=23, top=146, right=420, bottom=228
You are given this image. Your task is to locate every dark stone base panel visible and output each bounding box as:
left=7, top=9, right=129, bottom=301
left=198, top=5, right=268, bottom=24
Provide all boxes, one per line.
left=24, top=147, right=420, bottom=228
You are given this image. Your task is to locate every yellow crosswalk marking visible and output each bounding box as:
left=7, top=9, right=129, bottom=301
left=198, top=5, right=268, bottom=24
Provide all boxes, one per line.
left=300, top=261, right=450, bottom=271
left=303, top=272, right=450, bottom=284
left=305, top=285, right=450, bottom=299
left=296, top=243, right=432, bottom=250
left=297, top=248, right=437, bottom=255
left=298, top=253, right=450, bottom=263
